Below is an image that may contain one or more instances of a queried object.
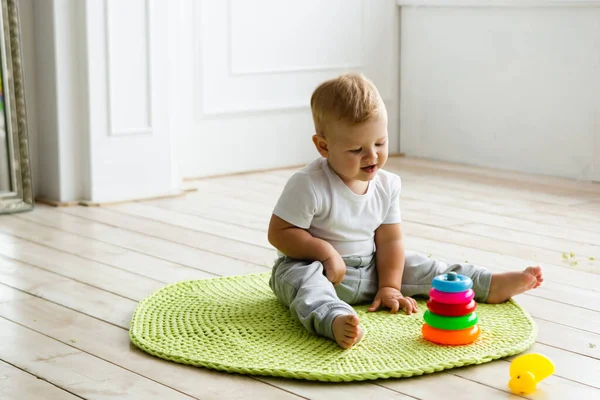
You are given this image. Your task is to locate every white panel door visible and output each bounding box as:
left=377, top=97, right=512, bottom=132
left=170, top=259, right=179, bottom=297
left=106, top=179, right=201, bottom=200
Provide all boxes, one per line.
left=173, top=0, right=400, bottom=178
left=85, top=0, right=176, bottom=202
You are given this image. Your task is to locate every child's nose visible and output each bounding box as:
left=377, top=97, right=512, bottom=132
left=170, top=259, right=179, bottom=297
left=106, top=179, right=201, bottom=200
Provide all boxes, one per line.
left=365, top=148, right=378, bottom=162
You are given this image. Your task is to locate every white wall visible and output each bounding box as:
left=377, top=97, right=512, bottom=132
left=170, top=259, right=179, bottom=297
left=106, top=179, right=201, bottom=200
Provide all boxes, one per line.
left=19, top=0, right=91, bottom=202
left=20, top=0, right=600, bottom=203
left=20, top=0, right=400, bottom=203
left=399, top=4, right=600, bottom=181
left=174, top=0, right=400, bottom=179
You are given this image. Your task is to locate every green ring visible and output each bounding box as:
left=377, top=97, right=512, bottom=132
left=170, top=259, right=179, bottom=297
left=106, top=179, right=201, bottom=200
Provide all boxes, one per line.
left=423, top=310, right=479, bottom=330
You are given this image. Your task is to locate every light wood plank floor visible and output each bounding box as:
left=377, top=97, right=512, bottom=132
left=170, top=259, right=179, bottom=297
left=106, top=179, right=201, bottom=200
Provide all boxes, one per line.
left=1, top=156, right=599, bottom=400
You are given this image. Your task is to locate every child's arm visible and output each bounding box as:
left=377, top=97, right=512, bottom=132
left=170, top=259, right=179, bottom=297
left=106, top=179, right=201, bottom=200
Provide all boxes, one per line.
left=268, top=214, right=347, bottom=285
left=368, top=222, right=418, bottom=314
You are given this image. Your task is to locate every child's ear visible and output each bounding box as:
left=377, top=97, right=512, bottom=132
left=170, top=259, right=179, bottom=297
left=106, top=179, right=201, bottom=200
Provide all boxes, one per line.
left=312, top=134, right=329, bottom=157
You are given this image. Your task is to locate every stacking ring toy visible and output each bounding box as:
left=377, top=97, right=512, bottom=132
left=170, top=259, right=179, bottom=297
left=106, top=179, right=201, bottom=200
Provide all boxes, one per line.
left=431, top=272, right=473, bottom=293
left=427, top=299, right=476, bottom=317
left=423, top=310, right=478, bottom=330
left=429, top=288, right=475, bottom=304
left=422, top=324, right=481, bottom=345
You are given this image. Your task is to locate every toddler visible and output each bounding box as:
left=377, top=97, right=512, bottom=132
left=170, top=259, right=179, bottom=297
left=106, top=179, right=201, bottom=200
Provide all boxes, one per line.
left=268, top=73, right=543, bottom=349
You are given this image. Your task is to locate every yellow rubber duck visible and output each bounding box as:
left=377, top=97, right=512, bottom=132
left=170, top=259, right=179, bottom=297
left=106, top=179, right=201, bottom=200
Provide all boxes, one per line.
left=508, top=353, right=555, bottom=395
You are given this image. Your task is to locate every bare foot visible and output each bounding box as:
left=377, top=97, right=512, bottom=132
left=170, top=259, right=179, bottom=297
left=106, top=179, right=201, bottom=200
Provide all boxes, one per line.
left=332, top=315, right=364, bottom=349
left=486, top=266, right=544, bottom=304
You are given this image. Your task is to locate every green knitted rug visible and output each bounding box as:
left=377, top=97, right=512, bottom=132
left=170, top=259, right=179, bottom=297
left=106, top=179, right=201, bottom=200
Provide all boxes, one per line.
left=129, top=272, right=536, bottom=382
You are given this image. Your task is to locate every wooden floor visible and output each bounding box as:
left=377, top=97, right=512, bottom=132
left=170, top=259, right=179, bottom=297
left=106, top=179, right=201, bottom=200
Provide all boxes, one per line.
left=1, top=156, right=599, bottom=400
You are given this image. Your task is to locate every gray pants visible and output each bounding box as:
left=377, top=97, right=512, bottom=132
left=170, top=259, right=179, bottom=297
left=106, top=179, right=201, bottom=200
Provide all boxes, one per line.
left=269, top=250, right=492, bottom=341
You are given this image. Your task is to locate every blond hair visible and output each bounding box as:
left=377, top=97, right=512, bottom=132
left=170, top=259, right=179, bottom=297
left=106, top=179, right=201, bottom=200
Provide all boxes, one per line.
left=310, top=73, right=384, bottom=136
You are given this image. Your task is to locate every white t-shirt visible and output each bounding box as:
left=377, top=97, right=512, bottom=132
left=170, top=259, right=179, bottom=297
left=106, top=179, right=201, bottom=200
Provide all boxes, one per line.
left=273, top=157, right=402, bottom=257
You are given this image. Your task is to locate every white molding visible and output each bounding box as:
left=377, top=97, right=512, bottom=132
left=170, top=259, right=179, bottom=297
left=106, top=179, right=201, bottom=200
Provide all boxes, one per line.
left=229, top=64, right=367, bottom=77
left=197, top=0, right=367, bottom=117
left=196, top=97, right=394, bottom=119
left=199, top=104, right=307, bottom=119
left=226, top=0, right=365, bottom=76
left=397, top=0, right=600, bottom=6
left=104, top=0, right=153, bottom=136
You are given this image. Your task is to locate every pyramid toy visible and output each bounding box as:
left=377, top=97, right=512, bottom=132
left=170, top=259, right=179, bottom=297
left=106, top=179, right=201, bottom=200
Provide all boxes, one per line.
left=422, top=271, right=481, bottom=345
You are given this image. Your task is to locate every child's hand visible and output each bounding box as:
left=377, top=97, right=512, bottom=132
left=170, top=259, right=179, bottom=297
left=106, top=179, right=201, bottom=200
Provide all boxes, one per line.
left=368, top=287, right=418, bottom=315
left=322, top=253, right=346, bottom=286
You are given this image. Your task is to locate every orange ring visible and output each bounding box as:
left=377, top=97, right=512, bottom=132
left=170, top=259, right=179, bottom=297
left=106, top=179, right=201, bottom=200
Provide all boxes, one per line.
left=422, top=323, right=481, bottom=345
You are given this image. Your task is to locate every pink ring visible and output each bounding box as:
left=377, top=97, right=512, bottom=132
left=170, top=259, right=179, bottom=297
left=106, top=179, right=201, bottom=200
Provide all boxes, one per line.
left=429, top=288, right=475, bottom=304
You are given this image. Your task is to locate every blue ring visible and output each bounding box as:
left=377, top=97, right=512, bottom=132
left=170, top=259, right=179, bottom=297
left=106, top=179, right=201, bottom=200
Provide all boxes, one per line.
left=432, top=273, right=473, bottom=293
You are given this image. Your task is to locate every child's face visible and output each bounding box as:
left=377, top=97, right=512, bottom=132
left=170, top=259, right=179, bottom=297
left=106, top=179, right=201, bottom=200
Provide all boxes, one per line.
left=314, top=114, right=389, bottom=186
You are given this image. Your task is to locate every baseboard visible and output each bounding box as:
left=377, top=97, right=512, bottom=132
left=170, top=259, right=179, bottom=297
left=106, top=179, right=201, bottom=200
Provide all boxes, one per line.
left=182, top=156, right=406, bottom=182
left=35, top=187, right=197, bottom=208
left=182, top=163, right=307, bottom=182
left=35, top=198, right=80, bottom=207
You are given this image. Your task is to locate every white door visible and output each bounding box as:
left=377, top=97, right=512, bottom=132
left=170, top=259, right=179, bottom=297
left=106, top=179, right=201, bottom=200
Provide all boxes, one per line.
left=171, top=0, right=401, bottom=179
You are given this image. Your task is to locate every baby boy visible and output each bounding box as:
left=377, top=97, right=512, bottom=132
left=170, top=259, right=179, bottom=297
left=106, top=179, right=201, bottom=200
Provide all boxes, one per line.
left=267, top=73, right=543, bottom=349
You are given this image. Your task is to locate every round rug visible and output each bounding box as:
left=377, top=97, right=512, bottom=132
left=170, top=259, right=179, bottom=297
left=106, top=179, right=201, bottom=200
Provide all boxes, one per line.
left=129, top=272, right=536, bottom=382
